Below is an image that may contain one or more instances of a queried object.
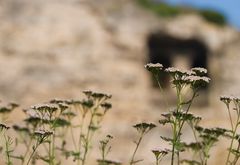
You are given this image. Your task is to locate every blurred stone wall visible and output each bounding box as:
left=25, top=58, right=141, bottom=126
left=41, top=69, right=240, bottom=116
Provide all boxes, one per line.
left=0, top=0, right=240, bottom=164
left=0, top=0, right=239, bottom=108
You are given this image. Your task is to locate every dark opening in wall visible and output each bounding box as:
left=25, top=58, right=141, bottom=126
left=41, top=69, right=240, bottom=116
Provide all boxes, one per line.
left=147, top=32, right=209, bottom=89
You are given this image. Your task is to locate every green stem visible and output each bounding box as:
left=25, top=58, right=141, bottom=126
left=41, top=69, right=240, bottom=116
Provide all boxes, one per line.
left=77, top=116, right=85, bottom=165
left=22, top=138, right=33, bottom=165
left=203, top=142, right=212, bottom=165
left=175, top=85, right=182, bottom=165
left=48, top=134, right=55, bottom=165
left=52, top=135, right=55, bottom=165
left=81, top=101, right=102, bottom=165
left=156, top=157, right=159, bottom=165
left=232, top=142, right=240, bottom=165
left=26, top=141, right=40, bottom=165
left=70, top=126, right=78, bottom=150
left=4, top=135, right=11, bottom=165
left=171, top=121, right=177, bottom=165
left=227, top=105, right=234, bottom=131
left=49, top=140, right=51, bottom=165
left=82, top=112, right=95, bottom=165
left=226, top=107, right=240, bottom=165
left=178, top=91, right=197, bottom=135
left=130, top=134, right=143, bottom=165
left=189, top=124, right=204, bottom=164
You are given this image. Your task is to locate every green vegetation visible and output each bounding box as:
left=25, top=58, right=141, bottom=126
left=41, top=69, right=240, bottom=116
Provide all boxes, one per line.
left=200, top=9, right=226, bottom=26
left=136, top=0, right=227, bottom=26
left=0, top=64, right=240, bottom=164
left=137, top=0, right=180, bottom=17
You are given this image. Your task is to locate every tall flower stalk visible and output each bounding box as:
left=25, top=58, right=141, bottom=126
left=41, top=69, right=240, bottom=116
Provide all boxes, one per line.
left=220, top=96, right=240, bottom=165
left=145, top=64, right=210, bottom=165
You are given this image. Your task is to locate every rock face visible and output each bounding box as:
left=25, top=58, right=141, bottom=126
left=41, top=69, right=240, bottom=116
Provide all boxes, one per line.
left=0, top=0, right=240, bottom=164
left=0, top=0, right=239, bottom=105
left=0, top=0, right=152, bottom=106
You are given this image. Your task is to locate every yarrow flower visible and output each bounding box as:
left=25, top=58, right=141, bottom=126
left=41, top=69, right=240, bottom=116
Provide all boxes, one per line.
left=220, top=95, right=233, bottom=104
left=184, top=75, right=210, bottom=88
left=165, top=67, right=194, bottom=86
left=152, top=148, right=169, bottom=158
left=220, top=95, right=240, bottom=108
left=233, top=96, right=240, bottom=104
left=145, top=63, right=163, bottom=74
left=49, top=98, right=67, bottom=104
left=83, top=90, right=93, bottom=98
left=31, top=104, right=58, bottom=113
left=91, top=92, right=112, bottom=100
left=57, top=103, right=69, bottom=112
left=82, top=90, right=112, bottom=100
left=165, top=67, right=189, bottom=76
left=185, top=76, right=210, bottom=83
left=34, top=130, right=53, bottom=138
left=133, top=122, right=156, bottom=134
left=164, top=68, right=194, bottom=86
left=171, top=77, right=189, bottom=86
left=0, top=123, right=10, bottom=131
left=152, top=148, right=170, bottom=165
left=191, top=67, right=208, bottom=76
left=186, top=70, right=196, bottom=76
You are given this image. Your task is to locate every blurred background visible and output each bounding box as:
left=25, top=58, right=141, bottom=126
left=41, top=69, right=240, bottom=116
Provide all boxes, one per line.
left=0, top=0, right=240, bottom=164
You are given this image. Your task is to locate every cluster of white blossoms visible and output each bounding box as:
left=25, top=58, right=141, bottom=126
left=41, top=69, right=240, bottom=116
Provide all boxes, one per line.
left=145, top=63, right=211, bottom=89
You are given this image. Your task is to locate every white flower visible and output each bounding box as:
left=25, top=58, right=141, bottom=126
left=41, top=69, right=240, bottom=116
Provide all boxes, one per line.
left=191, top=67, right=207, bottom=76
left=145, top=63, right=163, bottom=73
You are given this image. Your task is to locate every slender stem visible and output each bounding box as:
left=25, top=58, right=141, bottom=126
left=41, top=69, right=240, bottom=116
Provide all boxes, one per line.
left=81, top=101, right=102, bottom=165
left=156, top=156, right=159, bottom=165
left=130, top=134, right=143, bottom=165
left=171, top=142, right=175, bottom=165
left=232, top=142, right=240, bottom=165
left=154, top=74, right=169, bottom=109
left=227, top=105, right=234, bottom=131
left=26, top=141, right=40, bottom=165
left=47, top=110, right=64, bottom=165
left=203, top=142, right=212, bottom=165
left=78, top=116, right=85, bottom=149
left=77, top=115, right=85, bottom=165
left=82, top=112, right=95, bottom=165
left=189, top=124, right=204, bottom=164
left=171, top=121, right=177, bottom=165
left=48, top=140, right=51, bottom=165
left=102, top=146, right=105, bottom=161
left=70, top=126, right=78, bottom=150
left=4, top=135, right=11, bottom=165
left=226, top=107, right=240, bottom=165
left=51, top=135, right=55, bottom=165
left=175, top=85, right=182, bottom=165
left=48, top=134, right=55, bottom=165
left=22, top=138, right=33, bottom=165
left=178, top=91, right=197, bottom=134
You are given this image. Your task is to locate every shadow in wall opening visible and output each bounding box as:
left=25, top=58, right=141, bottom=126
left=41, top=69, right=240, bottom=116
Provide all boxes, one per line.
left=147, top=32, right=210, bottom=106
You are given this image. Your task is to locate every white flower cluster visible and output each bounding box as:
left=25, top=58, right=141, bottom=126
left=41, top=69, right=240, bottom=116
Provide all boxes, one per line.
left=184, top=76, right=210, bottom=84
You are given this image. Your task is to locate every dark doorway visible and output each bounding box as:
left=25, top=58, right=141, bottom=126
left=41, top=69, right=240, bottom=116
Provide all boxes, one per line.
left=147, top=32, right=209, bottom=88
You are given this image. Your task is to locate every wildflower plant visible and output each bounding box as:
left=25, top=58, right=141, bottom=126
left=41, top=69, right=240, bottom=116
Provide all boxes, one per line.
left=145, top=63, right=211, bottom=165
left=0, top=123, right=12, bottom=165
left=0, top=91, right=112, bottom=165
left=97, top=135, right=121, bottom=165
left=152, top=148, right=169, bottom=165
left=130, top=122, right=156, bottom=165
left=0, top=64, right=240, bottom=165
left=220, top=96, right=240, bottom=165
